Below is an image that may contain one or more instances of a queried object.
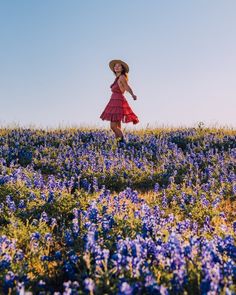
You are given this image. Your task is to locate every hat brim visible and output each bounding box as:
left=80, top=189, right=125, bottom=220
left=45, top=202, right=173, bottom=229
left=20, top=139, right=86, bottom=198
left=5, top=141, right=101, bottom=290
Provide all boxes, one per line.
left=109, top=59, right=129, bottom=73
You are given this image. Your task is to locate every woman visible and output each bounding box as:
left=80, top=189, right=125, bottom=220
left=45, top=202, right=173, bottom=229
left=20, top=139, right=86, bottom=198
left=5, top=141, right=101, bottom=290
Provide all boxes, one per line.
left=100, top=59, right=139, bottom=145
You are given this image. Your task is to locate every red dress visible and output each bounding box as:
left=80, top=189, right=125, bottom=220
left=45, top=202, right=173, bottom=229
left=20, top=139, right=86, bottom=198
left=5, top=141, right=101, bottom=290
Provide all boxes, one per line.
left=100, top=77, right=139, bottom=124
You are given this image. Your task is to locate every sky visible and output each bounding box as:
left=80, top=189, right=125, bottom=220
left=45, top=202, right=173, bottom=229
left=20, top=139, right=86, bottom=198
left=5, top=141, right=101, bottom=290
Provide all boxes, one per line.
left=0, top=0, right=236, bottom=130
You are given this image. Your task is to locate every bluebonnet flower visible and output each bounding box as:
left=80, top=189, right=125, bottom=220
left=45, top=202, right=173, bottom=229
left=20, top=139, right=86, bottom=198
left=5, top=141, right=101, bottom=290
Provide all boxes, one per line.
left=72, top=208, right=80, bottom=218
left=63, top=280, right=80, bottom=295
left=0, top=202, right=4, bottom=213
left=0, top=175, right=8, bottom=185
left=123, top=171, right=128, bottom=179
left=200, top=194, right=210, bottom=207
left=92, top=176, right=99, bottom=192
left=88, top=201, right=98, bottom=223
left=64, top=229, right=74, bottom=246
left=28, top=192, right=36, bottom=201
left=38, top=279, right=46, bottom=288
left=41, top=255, right=52, bottom=261
left=71, top=280, right=80, bottom=290
left=72, top=218, right=79, bottom=238
left=84, top=277, right=95, bottom=293
left=80, top=178, right=91, bottom=192
left=118, top=282, right=133, bottom=295
left=54, top=251, right=62, bottom=260
left=18, top=199, right=26, bottom=209
left=159, top=285, right=169, bottom=295
left=69, top=253, right=79, bottom=264
left=101, top=219, right=110, bottom=234
left=200, top=262, right=221, bottom=294
left=63, top=280, right=72, bottom=294
left=47, top=191, right=54, bottom=203
left=14, top=249, right=24, bottom=261
left=232, top=183, right=236, bottom=195
left=16, top=281, right=25, bottom=294
left=6, top=195, right=16, bottom=212
left=104, top=159, right=112, bottom=170
left=30, top=232, right=40, bottom=240
left=102, top=248, right=110, bottom=262
left=3, top=271, right=15, bottom=293
left=212, top=197, right=221, bottom=208
left=161, top=193, right=168, bottom=208
left=84, top=224, right=98, bottom=252
left=233, top=221, right=236, bottom=233
left=205, top=215, right=211, bottom=225
left=219, top=212, right=226, bottom=220
left=44, top=233, right=52, bottom=243
left=40, top=211, right=49, bottom=222
left=144, top=273, right=160, bottom=293
left=51, top=217, right=57, bottom=227
left=0, top=254, right=11, bottom=270
left=63, top=280, right=79, bottom=293
left=40, top=193, right=47, bottom=201
left=223, top=259, right=235, bottom=279
left=134, top=210, right=141, bottom=218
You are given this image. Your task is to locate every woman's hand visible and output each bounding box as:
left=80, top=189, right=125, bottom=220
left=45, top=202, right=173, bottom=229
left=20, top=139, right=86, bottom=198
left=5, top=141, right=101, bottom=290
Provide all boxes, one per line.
left=132, top=94, right=137, bottom=100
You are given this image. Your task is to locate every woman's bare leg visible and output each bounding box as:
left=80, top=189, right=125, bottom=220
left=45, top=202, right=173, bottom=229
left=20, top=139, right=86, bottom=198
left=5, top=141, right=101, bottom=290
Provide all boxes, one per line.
left=110, top=121, right=123, bottom=138
left=116, top=121, right=124, bottom=139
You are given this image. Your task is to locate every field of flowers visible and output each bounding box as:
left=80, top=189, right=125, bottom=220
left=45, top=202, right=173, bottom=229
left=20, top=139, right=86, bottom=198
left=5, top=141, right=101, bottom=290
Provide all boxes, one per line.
left=0, top=126, right=235, bottom=294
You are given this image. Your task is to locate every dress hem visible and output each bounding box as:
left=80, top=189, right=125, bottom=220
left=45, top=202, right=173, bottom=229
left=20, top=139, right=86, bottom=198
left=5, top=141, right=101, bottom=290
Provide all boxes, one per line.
left=100, top=114, right=139, bottom=124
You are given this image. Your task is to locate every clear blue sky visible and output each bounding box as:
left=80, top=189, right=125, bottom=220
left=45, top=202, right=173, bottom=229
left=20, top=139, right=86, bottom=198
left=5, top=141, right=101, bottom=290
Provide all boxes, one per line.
left=0, top=0, right=236, bottom=129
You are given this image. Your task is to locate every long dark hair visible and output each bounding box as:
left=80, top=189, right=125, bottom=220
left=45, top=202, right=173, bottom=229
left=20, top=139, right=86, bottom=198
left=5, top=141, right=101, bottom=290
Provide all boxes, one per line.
left=112, top=64, right=129, bottom=81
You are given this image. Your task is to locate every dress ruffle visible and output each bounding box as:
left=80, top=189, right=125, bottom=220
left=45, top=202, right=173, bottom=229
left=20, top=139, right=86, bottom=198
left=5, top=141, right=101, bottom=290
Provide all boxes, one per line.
left=100, top=101, right=139, bottom=124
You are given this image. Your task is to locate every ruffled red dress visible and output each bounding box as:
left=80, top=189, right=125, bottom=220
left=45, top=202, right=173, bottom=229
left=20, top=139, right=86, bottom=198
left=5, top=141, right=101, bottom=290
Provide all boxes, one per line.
left=100, top=76, right=139, bottom=124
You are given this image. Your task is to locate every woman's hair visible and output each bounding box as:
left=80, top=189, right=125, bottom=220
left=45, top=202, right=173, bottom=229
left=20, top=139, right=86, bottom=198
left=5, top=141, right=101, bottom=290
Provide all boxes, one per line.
left=112, top=64, right=129, bottom=81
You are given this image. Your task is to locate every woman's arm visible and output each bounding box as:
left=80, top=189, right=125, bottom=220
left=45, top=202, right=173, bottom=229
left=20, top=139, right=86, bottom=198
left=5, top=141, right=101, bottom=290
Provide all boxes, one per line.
left=119, top=75, right=137, bottom=100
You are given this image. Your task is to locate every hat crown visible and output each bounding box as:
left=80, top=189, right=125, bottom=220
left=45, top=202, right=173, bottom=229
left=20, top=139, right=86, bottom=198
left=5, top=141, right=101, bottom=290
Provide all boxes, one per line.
left=109, top=59, right=129, bottom=73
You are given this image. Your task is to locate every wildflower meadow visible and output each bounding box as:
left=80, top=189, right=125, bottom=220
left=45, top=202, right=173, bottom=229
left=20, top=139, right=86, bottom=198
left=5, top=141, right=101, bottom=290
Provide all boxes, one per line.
left=0, top=126, right=235, bottom=294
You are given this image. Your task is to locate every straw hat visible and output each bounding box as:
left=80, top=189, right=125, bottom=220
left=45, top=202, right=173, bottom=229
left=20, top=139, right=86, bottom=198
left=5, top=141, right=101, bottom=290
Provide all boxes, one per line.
left=109, top=59, right=129, bottom=73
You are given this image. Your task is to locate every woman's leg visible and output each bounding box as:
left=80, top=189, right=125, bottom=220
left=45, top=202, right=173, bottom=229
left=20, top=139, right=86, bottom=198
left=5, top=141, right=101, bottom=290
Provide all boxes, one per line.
left=117, top=121, right=124, bottom=140
left=110, top=121, right=123, bottom=138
